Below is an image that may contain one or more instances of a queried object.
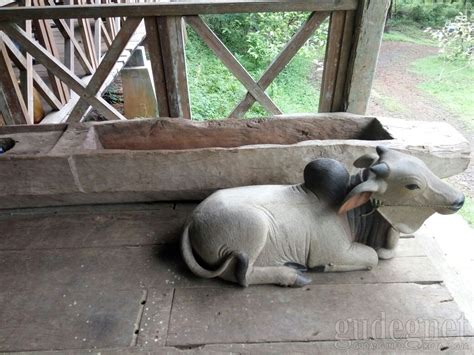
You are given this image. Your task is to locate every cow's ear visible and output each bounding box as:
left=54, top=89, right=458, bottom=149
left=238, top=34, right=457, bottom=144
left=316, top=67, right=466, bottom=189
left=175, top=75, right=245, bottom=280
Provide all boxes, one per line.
left=338, top=180, right=380, bottom=214
left=353, top=153, right=378, bottom=168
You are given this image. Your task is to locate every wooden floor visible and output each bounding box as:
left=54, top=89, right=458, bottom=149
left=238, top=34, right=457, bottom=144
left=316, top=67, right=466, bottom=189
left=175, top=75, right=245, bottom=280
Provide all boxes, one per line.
left=0, top=202, right=473, bottom=353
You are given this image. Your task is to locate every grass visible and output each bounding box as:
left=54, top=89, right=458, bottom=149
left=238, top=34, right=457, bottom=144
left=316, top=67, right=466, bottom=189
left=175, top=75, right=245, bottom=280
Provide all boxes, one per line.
left=411, top=56, right=474, bottom=129
left=460, top=196, right=474, bottom=226
left=383, top=22, right=436, bottom=46
left=371, top=90, right=408, bottom=114
left=185, top=29, right=322, bottom=120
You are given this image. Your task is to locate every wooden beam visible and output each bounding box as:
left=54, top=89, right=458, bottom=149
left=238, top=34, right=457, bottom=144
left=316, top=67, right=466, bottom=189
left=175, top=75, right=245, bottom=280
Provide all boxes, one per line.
left=0, top=38, right=29, bottom=125
left=0, top=0, right=358, bottom=21
left=2, top=34, right=63, bottom=110
left=230, top=11, right=328, bottom=118
left=47, top=0, right=94, bottom=75
left=318, top=11, right=345, bottom=112
left=156, top=16, right=191, bottom=118
left=187, top=15, right=281, bottom=116
left=78, top=0, right=98, bottom=69
left=344, top=0, right=390, bottom=114
left=18, top=0, right=34, bottom=124
left=67, top=17, right=141, bottom=122
left=0, top=22, right=125, bottom=121
left=331, top=10, right=355, bottom=112
left=144, top=16, right=170, bottom=117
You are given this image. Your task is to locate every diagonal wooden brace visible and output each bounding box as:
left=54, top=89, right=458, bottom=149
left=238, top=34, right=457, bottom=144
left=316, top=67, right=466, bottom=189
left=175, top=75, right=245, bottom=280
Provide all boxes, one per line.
left=229, top=11, right=329, bottom=118
left=186, top=15, right=282, bottom=116
left=67, top=17, right=142, bottom=122
left=0, top=22, right=126, bottom=122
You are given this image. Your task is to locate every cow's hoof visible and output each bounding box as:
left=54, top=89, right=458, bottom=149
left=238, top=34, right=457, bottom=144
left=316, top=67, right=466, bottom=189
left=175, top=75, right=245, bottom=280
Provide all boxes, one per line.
left=292, top=273, right=312, bottom=288
left=234, top=252, right=249, bottom=287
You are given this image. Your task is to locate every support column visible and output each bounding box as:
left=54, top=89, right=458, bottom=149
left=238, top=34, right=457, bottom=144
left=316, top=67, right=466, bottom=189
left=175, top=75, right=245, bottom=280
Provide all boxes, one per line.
left=343, top=0, right=390, bottom=114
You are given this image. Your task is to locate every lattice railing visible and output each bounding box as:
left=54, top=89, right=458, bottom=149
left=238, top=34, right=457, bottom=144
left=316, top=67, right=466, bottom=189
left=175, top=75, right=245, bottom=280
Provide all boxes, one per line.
left=0, top=0, right=390, bottom=124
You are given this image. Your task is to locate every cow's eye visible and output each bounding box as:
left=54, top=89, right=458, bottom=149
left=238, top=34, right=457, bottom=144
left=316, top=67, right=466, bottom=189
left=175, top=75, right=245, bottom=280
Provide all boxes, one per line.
left=405, top=184, right=420, bottom=190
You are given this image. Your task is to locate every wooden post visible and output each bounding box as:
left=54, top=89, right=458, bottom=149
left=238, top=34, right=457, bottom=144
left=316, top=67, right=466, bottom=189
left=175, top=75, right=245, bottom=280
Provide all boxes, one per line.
left=64, top=0, right=74, bottom=96
left=343, top=0, right=390, bottom=114
left=19, top=0, right=34, bottom=124
left=156, top=16, right=191, bottom=118
left=318, top=10, right=355, bottom=113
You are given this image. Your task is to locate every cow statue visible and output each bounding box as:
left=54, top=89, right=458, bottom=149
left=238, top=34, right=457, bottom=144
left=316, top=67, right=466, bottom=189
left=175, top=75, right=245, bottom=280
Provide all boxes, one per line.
left=181, top=146, right=464, bottom=287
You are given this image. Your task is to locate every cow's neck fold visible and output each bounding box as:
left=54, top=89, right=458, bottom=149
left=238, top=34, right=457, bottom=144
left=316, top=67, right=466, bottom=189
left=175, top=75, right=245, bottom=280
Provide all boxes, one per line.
left=346, top=170, right=391, bottom=248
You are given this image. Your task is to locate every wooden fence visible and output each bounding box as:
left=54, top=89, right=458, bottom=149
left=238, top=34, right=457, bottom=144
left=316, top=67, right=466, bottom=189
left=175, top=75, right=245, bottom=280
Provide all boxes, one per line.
left=0, top=0, right=390, bottom=124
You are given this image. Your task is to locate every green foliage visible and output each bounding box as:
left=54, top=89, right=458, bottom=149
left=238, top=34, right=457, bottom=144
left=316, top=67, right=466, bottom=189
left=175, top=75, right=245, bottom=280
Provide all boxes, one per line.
left=460, top=196, right=474, bottom=226
left=186, top=14, right=327, bottom=119
left=204, top=12, right=327, bottom=64
left=390, top=1, right=468, bottom=28
left=411, top=55, right=474, bottom=128
left=383, top=25, right=435, bottom=45
left=426, top=13, right=474, bottom=62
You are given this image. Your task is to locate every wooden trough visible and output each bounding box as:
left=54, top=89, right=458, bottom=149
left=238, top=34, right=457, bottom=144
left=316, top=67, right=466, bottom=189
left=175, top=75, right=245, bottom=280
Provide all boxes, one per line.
left=0, top=113, right=469, bottom=209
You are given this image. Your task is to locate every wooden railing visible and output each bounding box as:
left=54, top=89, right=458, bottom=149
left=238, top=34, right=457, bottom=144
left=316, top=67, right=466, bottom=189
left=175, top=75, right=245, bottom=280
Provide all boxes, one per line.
left=0, top=0, right=390, bottom=124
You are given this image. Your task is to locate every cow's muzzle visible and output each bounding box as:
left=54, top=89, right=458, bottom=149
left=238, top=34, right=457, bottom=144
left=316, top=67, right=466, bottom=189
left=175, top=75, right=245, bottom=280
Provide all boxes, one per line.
left=449, top=195, right=465, bottom=212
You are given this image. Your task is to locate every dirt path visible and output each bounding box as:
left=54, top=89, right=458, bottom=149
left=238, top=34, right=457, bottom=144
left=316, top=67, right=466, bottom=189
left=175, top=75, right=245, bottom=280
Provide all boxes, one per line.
left=367, top=41, right=473, bottom=197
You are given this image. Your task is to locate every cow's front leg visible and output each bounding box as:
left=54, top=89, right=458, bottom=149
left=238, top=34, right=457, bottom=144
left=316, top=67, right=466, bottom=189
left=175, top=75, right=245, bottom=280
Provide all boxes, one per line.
left=316, top=242, right=378, bottom=272
left=245, top=266, right=311, bottom=287
left=376, top=227, right=400, bottom=260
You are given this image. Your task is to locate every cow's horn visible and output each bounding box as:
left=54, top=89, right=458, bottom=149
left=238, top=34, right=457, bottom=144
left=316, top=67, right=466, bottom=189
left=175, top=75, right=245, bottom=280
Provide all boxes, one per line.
left=376, top=145, right=389, bottom=156
left=370, top=163, right=390, bottom=178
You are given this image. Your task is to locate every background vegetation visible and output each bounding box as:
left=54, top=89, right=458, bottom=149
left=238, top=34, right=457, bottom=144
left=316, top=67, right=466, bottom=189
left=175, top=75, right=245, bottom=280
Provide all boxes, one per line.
left=186, top=12, right=328, bottom=119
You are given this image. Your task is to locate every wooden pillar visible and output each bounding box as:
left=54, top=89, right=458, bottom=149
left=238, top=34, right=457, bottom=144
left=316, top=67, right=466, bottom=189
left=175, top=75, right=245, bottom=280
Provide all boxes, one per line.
left=19, top=0, right=34, bottom=124
left=64, top=0, right=75, bottom=95
left=343, top=0, right=391, bottom=114
left=145, top=16, right=191, bottom=119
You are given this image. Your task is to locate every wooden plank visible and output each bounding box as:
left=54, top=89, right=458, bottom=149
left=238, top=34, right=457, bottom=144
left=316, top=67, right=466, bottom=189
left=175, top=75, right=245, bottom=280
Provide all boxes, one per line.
left=18, top=0, right=34, bottom=124
left=144, top=16, right=170, bottom=117
left=0, top=22, right=126, bottom=121
left=2, top=34, right=63, bottom=110
left=47, top=0, right=94, bottom=75
left=0, top=287, right=150, bottom=352
left=0, top=201, right=424, bottom=256
left=33, top=17, right=67, bottom=103
left=68, top=17, right=141, bottom=122
left=156, top=15, right=191, bottom=118
left=136, top=289, right=175, bottom=348
left=167, top=283, right=473, bottom=346
left=0, top=202, right=195, bottom=249
left=63, top=0, right=74, bottom=85
left=187, top=15, right=281, bottom=116
left=52, top=16, right=94, bottom=74
left=94, top=0, right=102, bottom=63
left=0, top=0, right=359, bottom=21
left=230, top=11, right=328, bottom=118
left=78, top=5, right=98, bottom=68
left=0, top=244, right=443, bottom=292
left=0, top=38, right=29, bottom=125
left=318, top=11, right=345, bottom=112
left=101, top=17, right=113, bottom=48
left=344, top=0, right=391, bottom=114
left=331, top=10, right=355, bottom=112
left=189, top=337, right=474, bottom=353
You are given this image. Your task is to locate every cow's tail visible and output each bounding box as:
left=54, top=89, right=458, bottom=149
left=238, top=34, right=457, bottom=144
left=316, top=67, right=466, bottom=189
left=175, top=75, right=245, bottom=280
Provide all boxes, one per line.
left=181, top=223, right=235, bottom=279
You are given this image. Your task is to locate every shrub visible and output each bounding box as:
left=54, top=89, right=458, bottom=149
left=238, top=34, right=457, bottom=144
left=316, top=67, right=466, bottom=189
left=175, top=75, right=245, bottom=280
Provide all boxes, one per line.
left=427, top=13, right=474, bottom=62
left=204, top=12, right=328, bottom=64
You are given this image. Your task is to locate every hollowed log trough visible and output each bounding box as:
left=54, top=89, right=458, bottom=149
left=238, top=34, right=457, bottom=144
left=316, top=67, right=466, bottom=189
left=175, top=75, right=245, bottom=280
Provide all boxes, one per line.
left=0, top=113, right=469, bottom=209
